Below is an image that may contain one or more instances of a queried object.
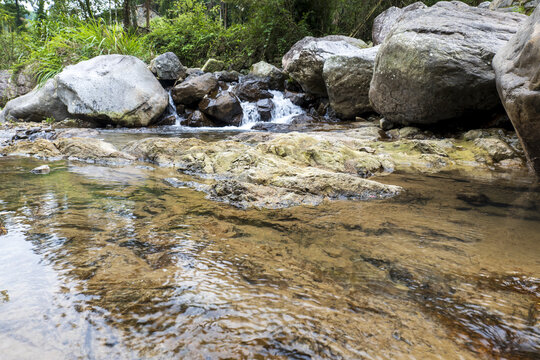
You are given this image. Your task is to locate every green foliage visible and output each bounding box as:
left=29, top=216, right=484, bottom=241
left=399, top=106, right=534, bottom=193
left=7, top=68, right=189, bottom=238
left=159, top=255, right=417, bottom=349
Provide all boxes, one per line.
left=24, top=17, right=151, bottom=85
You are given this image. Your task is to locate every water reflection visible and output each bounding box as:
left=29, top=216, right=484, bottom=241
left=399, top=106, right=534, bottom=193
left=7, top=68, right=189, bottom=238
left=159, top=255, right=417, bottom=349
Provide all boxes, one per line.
left=0, top=157, right=538, bottom=359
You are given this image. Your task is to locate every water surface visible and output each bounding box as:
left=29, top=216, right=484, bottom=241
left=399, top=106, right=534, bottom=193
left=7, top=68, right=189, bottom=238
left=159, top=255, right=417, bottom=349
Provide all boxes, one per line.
left=0, top=157, right=538, bottom=359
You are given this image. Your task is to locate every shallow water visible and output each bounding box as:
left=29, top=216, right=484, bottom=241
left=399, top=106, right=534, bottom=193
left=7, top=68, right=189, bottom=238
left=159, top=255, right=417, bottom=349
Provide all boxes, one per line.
left=0, top=156, right=538, bottom=359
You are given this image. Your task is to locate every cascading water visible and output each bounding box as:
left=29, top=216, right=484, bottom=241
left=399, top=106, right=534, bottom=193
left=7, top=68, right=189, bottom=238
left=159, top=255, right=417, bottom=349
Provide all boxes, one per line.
left=239, top=90, right=304, bottom=129
left=167, top=90, right=183, bottom=127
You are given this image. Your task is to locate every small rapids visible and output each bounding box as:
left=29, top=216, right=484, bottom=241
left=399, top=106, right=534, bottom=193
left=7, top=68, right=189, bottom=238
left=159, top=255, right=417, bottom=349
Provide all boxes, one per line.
left=165, top=88, right=304, bottom=131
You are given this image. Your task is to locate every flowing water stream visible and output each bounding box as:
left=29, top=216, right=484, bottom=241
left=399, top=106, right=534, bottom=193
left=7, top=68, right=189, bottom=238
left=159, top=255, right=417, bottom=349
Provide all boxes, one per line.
left=0, top=148, right=538, bottom=359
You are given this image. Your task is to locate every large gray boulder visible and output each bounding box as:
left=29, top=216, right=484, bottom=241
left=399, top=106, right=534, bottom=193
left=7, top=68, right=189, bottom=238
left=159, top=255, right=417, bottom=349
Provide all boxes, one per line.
left=1, top=55, right=169, bottom=127
left=372, top=2, right=427, bottom=45
left=171, top=73, right=218, bottom=106
left=493, top=6, right=540, bottom=174
left=369, top=1, right=526, bottom=126
left=250, top=61, right=287, bottom=90
left=323, top=46, right=379, bottom=119
left=0, top=68, right=35, bottom=107
left=282, top=35, right=368, bottom=96
left=149, top=52, right=186, bottom=81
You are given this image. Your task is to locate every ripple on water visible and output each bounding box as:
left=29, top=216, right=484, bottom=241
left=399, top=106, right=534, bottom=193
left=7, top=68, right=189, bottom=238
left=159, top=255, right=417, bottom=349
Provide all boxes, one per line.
left=0, top=158, right=538, bottom=359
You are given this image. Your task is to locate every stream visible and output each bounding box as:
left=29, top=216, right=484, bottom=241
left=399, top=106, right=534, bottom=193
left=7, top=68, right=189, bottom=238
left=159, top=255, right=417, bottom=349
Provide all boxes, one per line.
left=0, top=145, right=538, bottom=359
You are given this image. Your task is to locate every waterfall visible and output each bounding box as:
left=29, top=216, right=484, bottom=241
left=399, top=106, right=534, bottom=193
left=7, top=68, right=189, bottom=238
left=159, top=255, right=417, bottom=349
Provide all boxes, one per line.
left=239, top=90, right=304, bottom=129
left=167, top=90, right=182, bottom=127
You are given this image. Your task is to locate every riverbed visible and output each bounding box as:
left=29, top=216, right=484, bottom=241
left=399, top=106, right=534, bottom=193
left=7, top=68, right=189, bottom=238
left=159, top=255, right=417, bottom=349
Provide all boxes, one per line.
left=0, top=148, right=538, bottom=359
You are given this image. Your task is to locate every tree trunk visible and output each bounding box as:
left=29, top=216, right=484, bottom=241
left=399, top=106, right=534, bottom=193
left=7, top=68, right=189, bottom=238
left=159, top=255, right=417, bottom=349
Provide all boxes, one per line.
left=14, top=0, right=22, bottom=30
left=123, top=0, right=131, bottom=30
left=145, top=0, right=151, bottom=28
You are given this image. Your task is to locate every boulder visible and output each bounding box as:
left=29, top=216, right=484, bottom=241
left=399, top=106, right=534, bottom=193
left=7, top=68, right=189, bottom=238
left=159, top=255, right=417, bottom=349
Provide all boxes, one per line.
left=369, top=1, right=526, bottom=126
left=493, top=6, right=540, bottom=174
left=215, top=71, right=240, bottom=83
left=478, top=1, right=491, bottom=9
left=282, top=35, right=368, bottom=96
left=323, top=45, right=379, bottom=119
left=250, top=61, right=287, bottom=90
left=256, top=98, right=274, bottom=122
left=0, top=68, right=36, bottom=107
left=233, top=78, right=273, bottom=102
left=184, top=110, right=216, bottom=127
left=1, top=55, right=169, bottom=127
left=372, top=2, right=427, bottom=45
left=198, top=92, right=243, bottom=126
left=202, top=58, right=226, bottom=73
left=149, top=52, right=186, bottom=81
left=171, top=73, right=218, bottom=106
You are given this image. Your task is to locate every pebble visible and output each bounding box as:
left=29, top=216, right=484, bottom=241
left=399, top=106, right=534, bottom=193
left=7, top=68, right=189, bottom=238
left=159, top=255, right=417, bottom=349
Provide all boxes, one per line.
left=31, top=165, right=51, bottom=174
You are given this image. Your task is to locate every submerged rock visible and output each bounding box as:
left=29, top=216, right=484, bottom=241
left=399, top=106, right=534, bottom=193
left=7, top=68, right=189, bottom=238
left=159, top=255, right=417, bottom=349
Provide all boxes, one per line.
left=493, top=6, right=540, bottom=174
left=282, top=35, right=368, bottom=96
left=372, top=2, right=427, bottom=45
left=30, top=165, right=50, bottom=174
left=0, top=55, right=169, bottom=127
left=369, top=1, right=526, bottom=126
left=149, top=52, right=186, bottom=82
left=323, top=45, right=379, bottom=119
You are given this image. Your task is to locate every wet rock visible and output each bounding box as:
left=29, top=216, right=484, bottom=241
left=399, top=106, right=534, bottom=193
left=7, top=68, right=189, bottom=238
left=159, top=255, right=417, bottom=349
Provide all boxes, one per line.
left=284, top=91, right=310, bottom=108
left=249, top=61, right=287, bottom=90
left=184, top=110, right=216, bottom=127
left=282, top=35, right=368, bottom=96
left=372, top=2, right=427, bottom=45
left=2, top=138, right=62, bottom=158
left=202, top=58, right=226, bottom=73
left=149, top=52, right=186, bottom=82
left=323, top=46, right=378, bottom=119
left=380, top=118, right=393, bottom=131
left=30, top=165, right=50, bottom=174
left=233, top=78, right=273, bottom=102
left=474, top=138, right=516, bottom=162
left=171, top=73, right=218, bottom=106
left=215, top=71, right=240, bottom=83
left=369, top=1, right=526, bottom=126
left=1, top=55, right=169, bottom=127
left=256, top=99, right=274, bottom=122
left=198, top=92, right=243, bottom=126
left=493, top=6, right=540, bottom=174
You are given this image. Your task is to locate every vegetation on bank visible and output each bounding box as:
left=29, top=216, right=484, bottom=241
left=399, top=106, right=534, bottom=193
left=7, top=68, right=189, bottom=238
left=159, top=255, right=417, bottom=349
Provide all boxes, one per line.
left=1, top=0, right=484, bottom=83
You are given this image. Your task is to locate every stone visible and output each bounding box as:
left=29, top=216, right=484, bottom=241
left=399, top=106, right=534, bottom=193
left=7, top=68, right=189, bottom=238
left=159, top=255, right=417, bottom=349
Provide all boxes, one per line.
left=31, top=165, right=50, bottom=174
left=323, top=45, right=379, bottom=119
left=256, top=98, right=275, bottom=122
left=202, top=58, right=226, bottom=73
left=380, top=118, right=394, bottom=131
left=0, top=68, right=35, bottom=107
left=149, top=52, right=186, bottom=81
left=282, top=35, right=368, bottom=96
left=233, top=78, right=273, bottom=102
left=284, top=91, right=310, bottom=108
left=372, top=2, right=427, bottom=45
left=198, top=92, right=243, bottom=126
left=1, top=55, right=169, bottom=127
left=369, top=1, right=526, bottom=126
left=250, top=61, right=287, bottom=90
left=493, top=6, right=540, bottom=174
left=215, top=71, right=240, bottom=83
left=186, top=68, right=204, bottom=77
left=184, top=110, right=216, bottom=127
left=489, top=0, right=538, bottom=13
left=171, top=73, right=218, bottom=106
left=474, top=138, right=516, bottom=162
left=478, top=1, right=491, bottom=8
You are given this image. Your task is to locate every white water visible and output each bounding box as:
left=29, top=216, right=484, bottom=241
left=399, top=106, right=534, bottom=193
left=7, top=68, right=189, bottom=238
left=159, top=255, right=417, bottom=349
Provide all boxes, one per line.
left=167, top=89, right=304, bottom=131
left=239, top=90, right=304, bottom=130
